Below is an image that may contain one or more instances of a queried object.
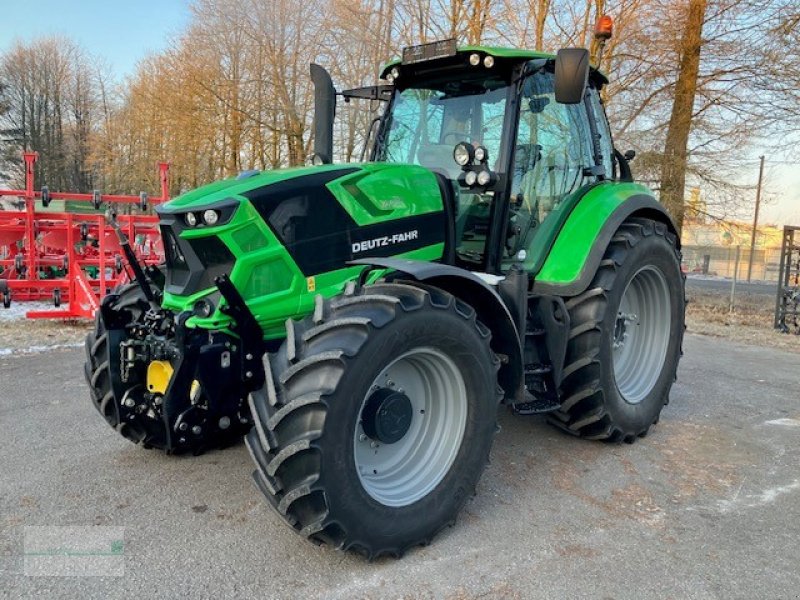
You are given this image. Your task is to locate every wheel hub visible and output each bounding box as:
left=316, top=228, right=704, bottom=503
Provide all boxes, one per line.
left=361, top=388, right=413, bottom=444
left=612, top=266, right=671, bottom=403
left=354, top=347, right=468, bottom=507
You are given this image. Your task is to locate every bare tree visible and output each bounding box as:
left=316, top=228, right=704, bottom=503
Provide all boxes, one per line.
left=659, top=0, right=707, bottom=232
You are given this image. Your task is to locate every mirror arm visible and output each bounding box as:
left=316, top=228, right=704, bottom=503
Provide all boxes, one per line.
left=614, top=148, right=633, bottom=182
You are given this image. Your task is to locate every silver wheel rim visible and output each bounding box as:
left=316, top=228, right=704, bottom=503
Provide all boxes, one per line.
left=354, top=347, right=468, bottom=507
left=612, top=265, right=671, bottom=404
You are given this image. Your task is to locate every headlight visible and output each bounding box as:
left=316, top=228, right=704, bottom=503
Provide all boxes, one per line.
left=453, top=142, right=474, bottom=167
left=483, top=55, right=495, bottom=68
left=202, top=210, right=219, bottom=226
left=185, top=212, right=198, bottom=227
left=465, top=171, right=478, bottom=186
left=474, top=145, right=488, bottom=163
left=390, top=67, right=400, bottom=80
left=469, top=53, right=481, bottom=66
left=193, top=298, right=214, bottom=318
left=477, top=170, right=492, bottom=186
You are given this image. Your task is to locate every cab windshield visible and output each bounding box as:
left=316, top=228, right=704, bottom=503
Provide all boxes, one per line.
left=376, top=76, right=512, bottom=266
left=377, top=77, right=510, bottom=178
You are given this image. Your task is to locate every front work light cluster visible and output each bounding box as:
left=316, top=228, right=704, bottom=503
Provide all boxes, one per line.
left=184, top=209, right=221, bottom=228
left=389, top=45, right=496, bottom=83
left=453, top=142, right=497, bottom=190
left=468, top=53, right=494, bottom=69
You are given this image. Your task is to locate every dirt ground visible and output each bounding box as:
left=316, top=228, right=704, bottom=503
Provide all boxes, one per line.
left=0, top=319, right=88, bottom=354
left=685, top=279, right=800, bottom=354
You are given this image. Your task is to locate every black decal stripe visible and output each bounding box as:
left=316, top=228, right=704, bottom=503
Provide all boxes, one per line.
left=244, top=169, right=445, bottom=276
left=279, top=211, right=443, bottom=276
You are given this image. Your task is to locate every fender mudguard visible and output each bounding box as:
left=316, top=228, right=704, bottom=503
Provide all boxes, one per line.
left=532, top=184, right=679, bottom=297
left=350, top=257, right=524, bottom=403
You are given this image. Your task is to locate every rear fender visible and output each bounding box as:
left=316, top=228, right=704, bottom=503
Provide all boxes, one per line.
left=532, top=188, right=679, bottom=297
left=350, top=258, right=524, bottom=403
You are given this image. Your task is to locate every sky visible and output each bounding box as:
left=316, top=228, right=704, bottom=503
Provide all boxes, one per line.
left=0, top=0, right=190, bottom=78
left=0, top=0, right=796, bottom=226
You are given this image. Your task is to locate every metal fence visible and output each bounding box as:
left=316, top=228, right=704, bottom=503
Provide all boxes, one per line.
left=774, top=226, right=799, bottom=333
left=682, top=244, right=783, bottom=282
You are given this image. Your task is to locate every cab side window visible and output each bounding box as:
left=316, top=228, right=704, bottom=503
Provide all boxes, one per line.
left=507, top=71, right=594, bottom=257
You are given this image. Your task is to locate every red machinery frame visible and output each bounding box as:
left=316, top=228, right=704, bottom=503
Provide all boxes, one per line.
left=0, top=152, right=168, bottom=319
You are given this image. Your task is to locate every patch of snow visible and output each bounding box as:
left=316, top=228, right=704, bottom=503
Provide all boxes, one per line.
left=0, top=341, right=83, bottom=356
left=717, top=479, right=800, bottom=513
left=764, top=418, right=800, bottom=427
left=0, top=302, right=70, bottom=322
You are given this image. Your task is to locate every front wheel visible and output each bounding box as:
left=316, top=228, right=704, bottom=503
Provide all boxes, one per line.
left=550, top=218, right=685, bottom=442
left=246, top=282, right=501, bottom=558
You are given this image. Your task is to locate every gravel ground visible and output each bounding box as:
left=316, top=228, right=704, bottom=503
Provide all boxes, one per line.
left=1, top=334, right=799, bottom=599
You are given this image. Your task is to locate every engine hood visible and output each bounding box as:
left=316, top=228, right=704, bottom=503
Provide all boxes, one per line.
left=156, top=162, right=449, bottom=336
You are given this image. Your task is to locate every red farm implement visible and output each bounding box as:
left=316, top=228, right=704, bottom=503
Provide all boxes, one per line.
left=0, top=152, right=168, bottom=319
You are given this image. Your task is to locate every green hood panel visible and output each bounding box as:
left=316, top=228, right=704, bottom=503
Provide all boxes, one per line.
left=162, top=162, right=443, bottom=220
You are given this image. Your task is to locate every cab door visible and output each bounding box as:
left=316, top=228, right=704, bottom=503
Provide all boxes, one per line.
left=503, top=71, right=597, bottom=270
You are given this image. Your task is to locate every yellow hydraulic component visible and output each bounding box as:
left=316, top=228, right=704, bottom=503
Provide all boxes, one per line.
left=190, top=380, right=201, bottom=402
left=146, top=360, right=174, bottom=394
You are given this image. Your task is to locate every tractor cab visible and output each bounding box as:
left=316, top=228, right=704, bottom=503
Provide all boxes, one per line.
left=313, top=40, right=622, bottom=276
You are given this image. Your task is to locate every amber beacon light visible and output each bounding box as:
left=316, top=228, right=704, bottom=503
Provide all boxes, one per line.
left=594, top=15, right=614, bottom=41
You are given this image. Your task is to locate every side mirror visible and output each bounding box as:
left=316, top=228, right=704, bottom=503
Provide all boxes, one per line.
left=554, top=48, right=590, bottom=104
left=310, top=63, right=336, bottom=164
left=624, top=149, right=636, bottom=161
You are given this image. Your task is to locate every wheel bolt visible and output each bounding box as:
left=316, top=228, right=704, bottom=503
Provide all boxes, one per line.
left=192, top=425, right=202, bottom=435
left=370, top=441, right=378, bottom=449
left=123, top=397, right=135, bottom=408
left=359, top=434, right=367, bottom=442
left=179, top=422, right=188, bottom=431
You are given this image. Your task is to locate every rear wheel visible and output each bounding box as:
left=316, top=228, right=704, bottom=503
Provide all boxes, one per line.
left=246, top=282, right=501, bottom=557
left=550, top=218, right=685, bottom=442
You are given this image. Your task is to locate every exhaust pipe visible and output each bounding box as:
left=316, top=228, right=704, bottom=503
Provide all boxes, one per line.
left=310, top=63, right=336, bottom=164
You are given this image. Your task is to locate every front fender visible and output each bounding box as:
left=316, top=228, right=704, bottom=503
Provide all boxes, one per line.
left=350, top=258, right=524, bottom=403
left=532, top=183, right=679, bottom=297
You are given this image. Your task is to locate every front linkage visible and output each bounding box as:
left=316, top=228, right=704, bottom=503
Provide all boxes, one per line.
left=93, top=245, right=261, bottom=453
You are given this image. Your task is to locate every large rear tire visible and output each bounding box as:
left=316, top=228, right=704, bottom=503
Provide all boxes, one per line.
left=550, top=218, right=685, bottom=442
left=246, top=282, right=501, bottom=557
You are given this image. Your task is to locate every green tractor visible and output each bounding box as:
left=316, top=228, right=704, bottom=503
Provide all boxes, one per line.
left=85, top=40, right=685, bottom=557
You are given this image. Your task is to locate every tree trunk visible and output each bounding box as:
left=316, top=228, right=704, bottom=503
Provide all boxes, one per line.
left=659, top=0, right=707, bottom=234
left=533, top=0, right=551, bottom=51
